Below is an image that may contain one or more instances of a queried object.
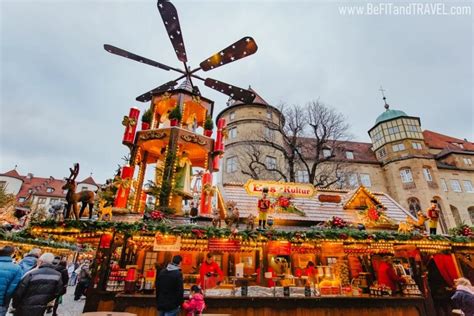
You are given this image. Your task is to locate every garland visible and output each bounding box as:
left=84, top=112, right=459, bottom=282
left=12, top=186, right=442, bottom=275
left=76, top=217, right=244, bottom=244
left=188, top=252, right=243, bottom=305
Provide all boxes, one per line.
left=0, top=232, right=79, bottom=250
left=29, top=220, right=474, bottom=244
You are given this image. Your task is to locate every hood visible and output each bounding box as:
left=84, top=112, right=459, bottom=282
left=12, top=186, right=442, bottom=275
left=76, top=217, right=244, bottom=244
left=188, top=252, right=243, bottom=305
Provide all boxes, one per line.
left=457, top=285, right=474, bottom=295
left=166, top=263, right=181, bottom=271
left=0, top=256, right=13, bottom=262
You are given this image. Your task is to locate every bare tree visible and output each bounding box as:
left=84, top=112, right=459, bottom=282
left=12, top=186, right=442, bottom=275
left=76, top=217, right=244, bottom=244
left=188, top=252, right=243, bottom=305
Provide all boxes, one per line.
left=238, top=101, right=352, bottom=188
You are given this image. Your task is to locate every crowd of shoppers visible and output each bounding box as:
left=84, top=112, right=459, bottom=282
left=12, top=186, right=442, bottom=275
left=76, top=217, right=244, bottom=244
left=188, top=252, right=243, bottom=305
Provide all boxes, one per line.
left=0, top=245, right=91, bottom=316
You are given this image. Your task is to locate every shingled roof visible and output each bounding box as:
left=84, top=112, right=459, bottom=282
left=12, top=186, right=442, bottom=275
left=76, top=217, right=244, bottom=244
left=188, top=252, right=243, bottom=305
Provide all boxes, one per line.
left=423, top=130, right=474, bottom=151
left=215, top=183, right=413, bottom=226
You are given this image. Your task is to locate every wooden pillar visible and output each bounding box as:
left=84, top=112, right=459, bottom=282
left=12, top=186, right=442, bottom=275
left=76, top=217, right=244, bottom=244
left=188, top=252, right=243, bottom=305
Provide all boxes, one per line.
left=159, top=128, right=179, bottom=207
left=133, top=152, right=148, bottom=212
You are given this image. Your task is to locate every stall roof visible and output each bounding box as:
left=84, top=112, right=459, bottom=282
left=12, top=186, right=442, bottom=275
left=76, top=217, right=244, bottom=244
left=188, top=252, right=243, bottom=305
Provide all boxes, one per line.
left=215, top=183, right=414, bottom=224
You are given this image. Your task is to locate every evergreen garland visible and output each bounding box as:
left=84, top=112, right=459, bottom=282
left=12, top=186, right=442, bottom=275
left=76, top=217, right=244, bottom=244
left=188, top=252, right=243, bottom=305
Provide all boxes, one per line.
left=28, top=219, right=474, bottom=244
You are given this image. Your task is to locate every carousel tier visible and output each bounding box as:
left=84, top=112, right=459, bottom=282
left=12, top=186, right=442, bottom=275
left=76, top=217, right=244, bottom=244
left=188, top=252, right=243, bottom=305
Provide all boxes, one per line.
left=135, top=127, right=213, bottom=168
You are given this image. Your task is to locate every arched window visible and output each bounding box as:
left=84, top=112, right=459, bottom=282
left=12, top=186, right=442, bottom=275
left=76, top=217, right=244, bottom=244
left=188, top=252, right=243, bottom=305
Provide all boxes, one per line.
left=450, top=205, right=462, bottom=226
left=468, top=206, right=474, bottom=225
left=432, top=197, right=447, bottom=233
left=407, top=197, right=421, bottom=217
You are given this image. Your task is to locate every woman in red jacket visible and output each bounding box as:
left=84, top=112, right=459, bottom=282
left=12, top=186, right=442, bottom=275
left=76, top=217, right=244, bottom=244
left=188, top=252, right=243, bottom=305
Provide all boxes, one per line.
left=199, top=254, right=223, bottom=290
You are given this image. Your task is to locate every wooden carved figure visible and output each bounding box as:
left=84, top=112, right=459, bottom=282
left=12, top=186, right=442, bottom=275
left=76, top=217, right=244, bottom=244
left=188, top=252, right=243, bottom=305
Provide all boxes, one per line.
left=97, top=200, right=113, bottom=221
left=211, top=208, right=221, bottom=228
left=62, top=163, right=95, bottom=219
left=246, top=214, right=256, bottom=230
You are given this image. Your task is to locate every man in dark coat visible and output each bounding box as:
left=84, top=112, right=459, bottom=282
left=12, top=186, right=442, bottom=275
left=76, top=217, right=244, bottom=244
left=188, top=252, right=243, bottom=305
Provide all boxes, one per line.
left=156, top=255, right=184, bottom=316
left=12, top=253, right=63, bottom=316
left=0, top=246, right=22, bottom=316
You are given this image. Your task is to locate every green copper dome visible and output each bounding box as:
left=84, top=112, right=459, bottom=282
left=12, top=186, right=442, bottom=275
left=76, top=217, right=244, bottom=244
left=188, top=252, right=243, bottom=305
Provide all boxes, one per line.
left=375, top=109, right=408, bottom=124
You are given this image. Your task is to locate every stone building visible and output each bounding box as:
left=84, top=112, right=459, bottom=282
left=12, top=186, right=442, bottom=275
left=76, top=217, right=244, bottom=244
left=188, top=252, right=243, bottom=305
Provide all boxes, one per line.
left=216, top=90, right=474, bottom=231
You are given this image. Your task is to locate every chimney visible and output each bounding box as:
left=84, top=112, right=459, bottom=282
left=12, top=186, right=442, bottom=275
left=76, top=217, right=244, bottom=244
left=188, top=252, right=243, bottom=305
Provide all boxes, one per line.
left=27, top=173, right=34, bottom=180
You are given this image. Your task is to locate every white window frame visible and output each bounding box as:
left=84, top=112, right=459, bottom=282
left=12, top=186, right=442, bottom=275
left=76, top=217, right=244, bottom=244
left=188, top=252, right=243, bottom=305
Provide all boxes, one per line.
left=463, top=180, right=474, bottom=193
left=18, top=197, right=26, bottom=202
left=226, top=156, right=238, bottom=173
left=412, top=142, right=422, bottom=150
left=422, top=167, right=433, bottom=182
left=264, top=127, right=274, bottom=140
left=229, top=111, right=235, bottom=121
left=323, top=149, right=332, bottom=158
left=38, top=197, right=47, bottom=204
left=392, top=143, right=406, bottom=152
left=345, top=151, right=354, bottom=160
left=450, top=180, right=462, bottom=192
left=400, top=168, right=413, bottom=183
left=387, top=126, right=400, bottom=135
left=378, top=148, right=387, bottom=158
left=229, top=127, right=237, bottom=139
left=348, top=173, right=359, bottom=188
left=407, top=124, right=418, bottom=132
left=440, top=178, right=448, bottom=192
left=265, top=156, right=277, bottom=170
left=296, top=170, right=309, bottom=183
left=46, top=187, right=54, bottom=193
left=360, top=173, right=372, bottom=187
left=463, top=158, right=473, bottom=166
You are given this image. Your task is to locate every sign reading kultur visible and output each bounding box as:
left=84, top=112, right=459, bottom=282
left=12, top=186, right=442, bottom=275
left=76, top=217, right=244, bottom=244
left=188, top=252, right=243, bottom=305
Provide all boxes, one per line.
left=244, top=180, right=315, bottom=198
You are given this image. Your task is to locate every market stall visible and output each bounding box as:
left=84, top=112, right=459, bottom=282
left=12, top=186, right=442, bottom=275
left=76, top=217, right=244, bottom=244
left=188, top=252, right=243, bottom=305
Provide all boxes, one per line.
left=27, top=219, right=473, bottom=316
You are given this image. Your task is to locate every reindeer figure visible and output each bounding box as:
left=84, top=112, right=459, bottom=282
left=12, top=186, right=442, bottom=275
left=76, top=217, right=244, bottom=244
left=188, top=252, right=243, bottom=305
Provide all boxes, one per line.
left=62, top=163, right=95, bottom=219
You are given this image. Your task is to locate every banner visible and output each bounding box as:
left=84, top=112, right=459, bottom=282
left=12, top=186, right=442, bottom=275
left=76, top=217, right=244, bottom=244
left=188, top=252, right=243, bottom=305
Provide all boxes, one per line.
left=208, top=238, right=241, bottom=251
left=244, top=179, right=315, bottom=198
left=153, top=233, right=181, bottom=251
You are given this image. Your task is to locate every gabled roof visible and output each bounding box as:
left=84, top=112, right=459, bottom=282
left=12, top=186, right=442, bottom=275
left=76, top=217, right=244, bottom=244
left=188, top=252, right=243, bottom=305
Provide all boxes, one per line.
left=0, top=169, right=23, bottom=180
left=216, top=183, right=413, bottom=225
left=17, top=177, right=66, bottom=199
left=423, top=130, right=474, bottom=151
left=78, top=176, right=98, bottom=187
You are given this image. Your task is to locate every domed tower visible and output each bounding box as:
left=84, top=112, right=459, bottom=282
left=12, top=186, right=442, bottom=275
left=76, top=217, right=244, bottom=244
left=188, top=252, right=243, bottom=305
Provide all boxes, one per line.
left=216, top=88, right=285, bottom=184
left=368, top=92, right=450, bottom=231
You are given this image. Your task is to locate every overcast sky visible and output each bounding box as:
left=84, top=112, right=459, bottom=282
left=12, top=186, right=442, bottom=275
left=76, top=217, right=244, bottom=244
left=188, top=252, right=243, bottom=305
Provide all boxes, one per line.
left=1, top=0, right=472, bottom=183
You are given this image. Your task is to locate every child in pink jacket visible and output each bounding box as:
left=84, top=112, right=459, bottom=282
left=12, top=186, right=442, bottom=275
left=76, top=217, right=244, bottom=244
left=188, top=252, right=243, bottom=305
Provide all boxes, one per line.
left=183, top=285, right=206, bottom=316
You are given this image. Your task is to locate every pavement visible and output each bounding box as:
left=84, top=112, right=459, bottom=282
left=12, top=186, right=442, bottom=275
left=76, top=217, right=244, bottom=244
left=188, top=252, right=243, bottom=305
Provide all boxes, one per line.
left=7, top=284, right=86, bottom=316
left=56, top=285, right=87, bottom=316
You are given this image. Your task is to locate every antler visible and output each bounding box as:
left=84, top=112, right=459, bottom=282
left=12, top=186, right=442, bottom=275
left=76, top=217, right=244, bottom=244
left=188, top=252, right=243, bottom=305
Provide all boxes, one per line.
left=67, top=163, right=80, bottom=182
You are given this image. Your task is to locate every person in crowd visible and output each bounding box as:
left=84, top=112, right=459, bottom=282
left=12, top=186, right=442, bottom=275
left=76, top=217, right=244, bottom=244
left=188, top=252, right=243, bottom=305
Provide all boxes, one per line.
left=376, top=256, right=405, bottom=292
left=451, top=277, right=474, bottom=316
left=182, top=285, right=205, bottom=316
left=51, top=257, right=69, bottom=316
left=304, top=261, right=317, bottom=284
left=18, top=248, right=41, bottom=274
left=189, top=202, right=199, bottom=225
left=67, top=262, right=77, bottom=286
left=199, top=253, right=223, bottom=290
left=156, top=255, right=184, bottom=316
left=12, top=253, right=63, bottom=316
left=0, top=246, right=22, bottom=316
left=74, top=260, right=91, bottom=301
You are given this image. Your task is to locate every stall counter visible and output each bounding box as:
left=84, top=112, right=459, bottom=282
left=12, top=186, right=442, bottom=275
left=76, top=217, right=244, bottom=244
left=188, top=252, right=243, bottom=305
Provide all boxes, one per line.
left=110, top=293, right=428, bottom=316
